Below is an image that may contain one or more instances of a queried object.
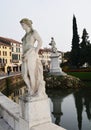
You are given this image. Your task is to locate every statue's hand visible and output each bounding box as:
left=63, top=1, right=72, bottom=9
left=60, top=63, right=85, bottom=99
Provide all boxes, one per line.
left=22, top=54, right=26, bottom=62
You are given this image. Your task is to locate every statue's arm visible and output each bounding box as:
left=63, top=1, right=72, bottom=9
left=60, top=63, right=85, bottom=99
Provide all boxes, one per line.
left=34, top=30, right=42, bottom=53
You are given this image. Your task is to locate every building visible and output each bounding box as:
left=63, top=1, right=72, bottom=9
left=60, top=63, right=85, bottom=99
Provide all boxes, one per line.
left=39, top=48, right=63, bottom=70
left=39, top=48, right=51, bottom=70
left=0, top=36, right=64, bottom=73
left=10, top=40, right=22, bottom=72
left=0, top=36, right=22, bottom=73
left=0, top=41, right=11, bottom=73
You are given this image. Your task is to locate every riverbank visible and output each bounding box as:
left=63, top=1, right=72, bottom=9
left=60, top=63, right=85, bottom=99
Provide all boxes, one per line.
left=0, top=73, right=25, bottom=95
left=0, top=72, right=86, bottom=94
left=66, top=71, right=91, bottom=87
left=44, top=73, right=86, bottom=89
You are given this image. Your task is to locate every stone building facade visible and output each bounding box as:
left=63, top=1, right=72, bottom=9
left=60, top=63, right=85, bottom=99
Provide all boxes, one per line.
left=0, top=36, right=22, bottom=73
left=39, top=48, right=63, bottom=71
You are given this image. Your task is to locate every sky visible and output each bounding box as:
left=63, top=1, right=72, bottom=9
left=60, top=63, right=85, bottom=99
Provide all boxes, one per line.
left=0, top=0, right=91, bottom=52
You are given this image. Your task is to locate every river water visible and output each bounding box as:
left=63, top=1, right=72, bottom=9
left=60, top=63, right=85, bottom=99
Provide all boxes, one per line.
left=46, top=87, right=91, bottom=130
left=4, top=81, right=91, bottom=130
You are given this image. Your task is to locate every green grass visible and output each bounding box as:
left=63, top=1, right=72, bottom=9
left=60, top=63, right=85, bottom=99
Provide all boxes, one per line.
left=83, top=81, right=91, bottom=87
left=67, top=72, right=91, bottom=80
left=66, top=72, right=91, bottom=87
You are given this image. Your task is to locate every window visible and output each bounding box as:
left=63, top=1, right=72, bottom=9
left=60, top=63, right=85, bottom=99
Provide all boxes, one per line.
left=16, top=48, right=18, bottom=52
left=12, top=47, right=14, bottom=52
left=3, top=51, right=4, bottom=56
left=6, top=59, right=7, bottom=63
left=10, top=52, right=11, bottom=56
left=10, top=59, right=12, bottom=63
left=19, top=48, right=20, bottom=52
left=3, top=58, right=4, bottom=63
left=5, top=51, right=7, bottom=56
left=12, top=54, right=18, bottom=60
left=0, top=58, right=1, bottom=63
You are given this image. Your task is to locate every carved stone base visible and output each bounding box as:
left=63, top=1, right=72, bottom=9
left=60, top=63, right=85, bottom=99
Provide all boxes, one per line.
left=19, top=95, right=51, bottom=130
left=50, top=53, right=66, bottom=76
left=31, top=122, right=66, bottom=130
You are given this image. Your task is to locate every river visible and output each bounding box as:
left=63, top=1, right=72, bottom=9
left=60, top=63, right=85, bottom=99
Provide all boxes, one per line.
left=3, top=79, right=91, bottom=130
left=47, top=87, right=91, bottom=130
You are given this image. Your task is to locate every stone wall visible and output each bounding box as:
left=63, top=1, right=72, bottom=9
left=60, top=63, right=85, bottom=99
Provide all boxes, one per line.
left=0, top=73, right=86, bottom=95
left=44, top=74, right=86, bottom=89
left=0, top=75, right=67, bottom=130
left=0, top=92, right=66, bottom=130
left=0, top=92, right=19, bottom=130
left=0, top=74, right=25, bottom=95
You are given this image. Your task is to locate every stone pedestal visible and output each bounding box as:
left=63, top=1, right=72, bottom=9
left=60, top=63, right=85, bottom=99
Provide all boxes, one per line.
left=50, top=53, right=66, bottom=75
left=31, top=122, right=66, bottom=130
left=19, top=95, right=51, bottom=130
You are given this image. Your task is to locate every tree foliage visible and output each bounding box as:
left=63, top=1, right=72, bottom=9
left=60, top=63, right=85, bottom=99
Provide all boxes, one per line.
left=80, top=28, right=91, bottom=66
left=70, top=15, right=80, bottom=68
left=80, top=28, right=90, bottom=48
left=62, top=17, right=91, bottom=69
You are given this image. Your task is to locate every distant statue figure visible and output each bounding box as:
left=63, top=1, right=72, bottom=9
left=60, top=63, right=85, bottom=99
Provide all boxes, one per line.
left=20, top=18, right=46, bottom=97
left=49, top=37, right=57, bottom=53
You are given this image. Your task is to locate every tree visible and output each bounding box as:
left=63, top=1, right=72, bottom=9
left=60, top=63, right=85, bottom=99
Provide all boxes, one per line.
left=86, top=44, right=91, bottom=65
left=80, top=28, right=90, bottom=48
left=70, top=15, right=80, bottom=68
left=60, top=51, right=71, bottom=68
left=80, top=28, right=91, bottom=66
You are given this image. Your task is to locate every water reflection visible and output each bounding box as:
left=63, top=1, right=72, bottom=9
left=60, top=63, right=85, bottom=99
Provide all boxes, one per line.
left=73, top=88, right=91, bottom=130
left=74, top=92, right=83, bottom=130
left=4, top=86, right=91, bottom=130
left=51, top=97, right=63, bottom=125
left=47, top=88, right=91, bottom=130
left=47, top=88, right=72, bottom=127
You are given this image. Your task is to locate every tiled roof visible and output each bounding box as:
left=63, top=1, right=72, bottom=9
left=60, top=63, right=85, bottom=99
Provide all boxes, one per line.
left=39, top=48, right=51, bottom=54
left=38, top=48, right=62, bottom=54
left=0, top=36, right=21, bottom=45
left=0, top=41, right=11, bottom=47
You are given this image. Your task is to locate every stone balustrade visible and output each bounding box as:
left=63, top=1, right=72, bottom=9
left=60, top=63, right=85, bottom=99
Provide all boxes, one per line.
left=0, top=92, right=19, bottom=130
left=0, top=92, right=66, bottom=130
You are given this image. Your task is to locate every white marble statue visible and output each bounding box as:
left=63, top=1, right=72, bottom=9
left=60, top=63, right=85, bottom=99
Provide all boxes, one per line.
left=49, top=37, right=57, bottom=53
left=20, top=18, right=46, bottom=97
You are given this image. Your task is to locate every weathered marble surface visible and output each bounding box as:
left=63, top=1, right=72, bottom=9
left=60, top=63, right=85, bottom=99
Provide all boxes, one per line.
left=49, top=37, right=66, bottom=76
left=20, top=18, right=46, bottom=97
left=50, top=53, right=66, bottom=75
left=0, top=92, right=67, bottom=130
left=0, top=92, right=19, bottom=130
left=19, top=96, right=51, bottom=129
left=49, top=37, right=57, bottom=53
left=0, top=18, right=66, bottom=130
left=0, top=118, right=13, bottom=130
left=31, top=122, right=66, bottom=130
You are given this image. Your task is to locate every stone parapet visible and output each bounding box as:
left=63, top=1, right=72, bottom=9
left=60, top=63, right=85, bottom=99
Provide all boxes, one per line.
left=0, top=92, right=19, bottom=130
left=19, top=96, right=52, bottom=129
left=0, top=92, right=66, bottom=130
left=31, top=122, right=66, bottom=130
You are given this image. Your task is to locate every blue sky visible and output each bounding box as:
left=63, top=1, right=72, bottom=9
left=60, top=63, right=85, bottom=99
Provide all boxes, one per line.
left=0, top=0, right=91, bottom=52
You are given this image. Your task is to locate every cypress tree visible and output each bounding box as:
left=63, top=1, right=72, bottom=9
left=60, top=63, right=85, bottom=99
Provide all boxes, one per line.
left=70, top=15, right=80, bottom=68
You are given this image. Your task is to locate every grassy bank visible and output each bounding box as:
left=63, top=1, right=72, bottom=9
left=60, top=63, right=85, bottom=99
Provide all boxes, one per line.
left=67, top=72, right=91, bottom=80
left=67, top=72, right=91, bottom=87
